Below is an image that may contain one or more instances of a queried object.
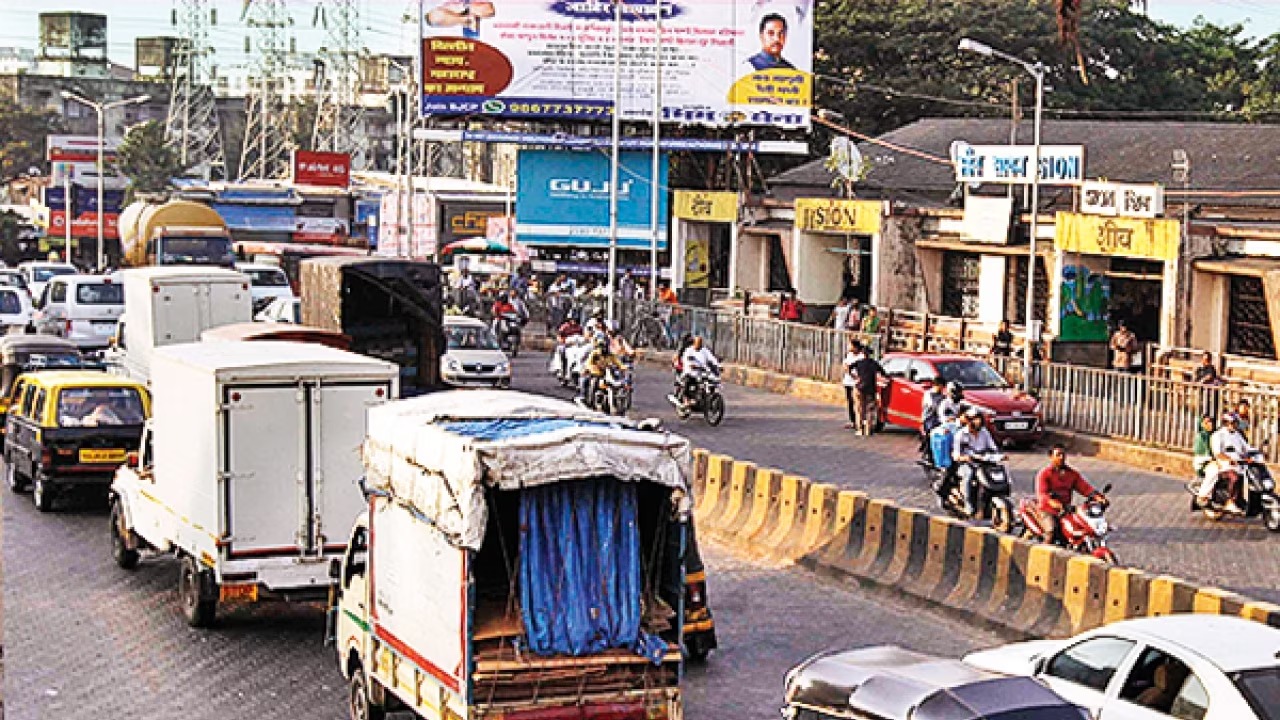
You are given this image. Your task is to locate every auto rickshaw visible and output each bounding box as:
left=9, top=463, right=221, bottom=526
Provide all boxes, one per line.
left=4, top=370, right=150, bottom=512
left=0, top=335, right=85, bottom=432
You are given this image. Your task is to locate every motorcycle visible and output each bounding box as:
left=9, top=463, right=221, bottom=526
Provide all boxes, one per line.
left=1185, top=450, right=1280, bottom=532
left=930, top=452, right=1015, bottom=531
left=493, top=312, right=523, bottom=358
left=552, top=335, right=590, bottom=389
left=590, top=362, right=634, bottom=417
left=668, top=367, right=726, bottom=426
left=1011, top=484, right=1118, bottom=564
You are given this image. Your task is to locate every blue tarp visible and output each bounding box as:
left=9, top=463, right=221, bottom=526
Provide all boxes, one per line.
left=442, top=417, right=617, bottom=441
left=519, top=478, right=643, bottom=657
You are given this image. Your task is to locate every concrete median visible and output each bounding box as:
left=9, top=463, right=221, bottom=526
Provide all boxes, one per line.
left=693, top=450, right=1280, bottom=637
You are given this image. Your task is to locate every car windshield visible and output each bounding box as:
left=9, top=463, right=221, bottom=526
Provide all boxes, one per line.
left=0, top=273, right=26, bottom=288
left=934, top=360, right=1010, bottom=389
left=76, top=282, right=124, bottom=305
left=160, top=238, right=236, bottom=268
left=0, top=290, right=20, bottom=315
left=245, top=268, right=289, bottom=287
left=33, top=267, right=75, bottom=283
left=446, top=325, right=500, bottom=351
left=57, top=387, right=146, bottom=428
left=1234, top=667, right=1280, bottom=720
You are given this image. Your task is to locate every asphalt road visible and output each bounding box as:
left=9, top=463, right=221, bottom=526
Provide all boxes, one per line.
left=512, top=352, right=1280, bottom=604
left=1, top=435, right=1004, bottom=720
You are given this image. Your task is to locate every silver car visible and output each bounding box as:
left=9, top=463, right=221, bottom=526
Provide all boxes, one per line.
left=441, top=315, right=511, bottom=388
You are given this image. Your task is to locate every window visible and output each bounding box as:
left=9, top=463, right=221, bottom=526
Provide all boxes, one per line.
left=76, top=283, right=124, bottom=305
left=56, top=387, right=146, bottom=428
left=1228, top=276, right=1277, bottom=360
left=1045, top=636, right=1136, bottom=692
left=34, top=267, right=75, bottom=283
left=244, top=269, right=289, bottom=287
left=933, top=360, right=1009, bottom=389
left=446, top=325, right=499, bottom=351
left=909, top=360, right=937, bottom=384
left=0, top=290, right=20, bottom=315
left=17, top=383, right=34, bottom=418
left=31, top=388, right=46, bottom=422
left=1234, top=667, right=1280, bottom=720
left=942, top=251, right=981, bottom=319
left=881, top=357, right=911, bottom=378
left=1120, top=647, right=1206, bottom=719
left=49, top=282, right=67, bottom=303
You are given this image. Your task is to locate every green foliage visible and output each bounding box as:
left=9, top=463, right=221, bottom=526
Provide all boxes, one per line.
left=115, top=120, right=188, bottom=199
left=0, top=98, right=64, bottom=183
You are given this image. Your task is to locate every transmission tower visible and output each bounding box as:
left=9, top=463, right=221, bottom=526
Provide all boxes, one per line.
left=239, top=0, right=293, bottom=180
left=312, top=0, right=369, bottom=169
left=165, top=0, right=226, bottom=180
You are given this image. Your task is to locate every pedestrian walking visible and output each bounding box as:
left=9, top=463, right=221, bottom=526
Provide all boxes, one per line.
left=841, top=339, right=862, bottom=430
left=851, top=343, right=887, bottom=435
left=1109, top=321, right=1138, bottom=373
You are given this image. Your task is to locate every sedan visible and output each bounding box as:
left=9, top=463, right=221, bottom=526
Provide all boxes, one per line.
left=964, top=614, right=1280, bottom=720
left=880, top=352, right=1043, bottom=446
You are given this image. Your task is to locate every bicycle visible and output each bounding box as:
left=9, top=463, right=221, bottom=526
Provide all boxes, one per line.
left=629, top=305, right=673, bottom=350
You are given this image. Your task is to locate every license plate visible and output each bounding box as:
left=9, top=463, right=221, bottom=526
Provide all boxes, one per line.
left=1004, top=421, right=1031, bottom=431
left=79, top=448, right=126, bottom=463
left=219, top=583, right=259, bottom=603
left=92, top=323, right=116, bottom=335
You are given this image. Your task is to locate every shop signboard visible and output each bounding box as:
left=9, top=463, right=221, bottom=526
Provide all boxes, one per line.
left=1080, top=180, right=1164, bottom=219
left=440, top=201, right=506, bottom=245
left=684, top=237, right=710, bottom=288
left=952, top=142, right=1085, bottom=185
left=1055, top=211, right=1180, bottom=262
left=419, top=0, right=813, bottom=128
left=515, top=150, right=668, bottom=249
left=961, top=194, right=1013, bottom=244
left=292, top=150, right=351, bottom=188
left=48, top=210, right=119, bottom=239
left=674, top=190, right=738, bottom=223
left=793, top=198, right=882, bottom=235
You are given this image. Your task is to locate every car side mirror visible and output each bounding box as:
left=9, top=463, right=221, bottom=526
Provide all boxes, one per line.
left=328, top=557, right=341, bottom=581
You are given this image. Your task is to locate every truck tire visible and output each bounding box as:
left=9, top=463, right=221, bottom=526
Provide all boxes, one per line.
left=178, top=554, right=218, bottom=627
left=32, top=471, right=55, bottom=512
left=348, top=671, right=387, bottom=720
left=110, top=500, right=140, bottom=570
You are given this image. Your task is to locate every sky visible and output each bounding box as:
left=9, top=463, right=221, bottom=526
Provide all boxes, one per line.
left=1, top=0, right=1278, bottom=69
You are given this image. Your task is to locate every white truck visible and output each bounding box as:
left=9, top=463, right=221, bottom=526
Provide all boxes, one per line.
left=333, top=390, right=692, bottom=720
left=109, top=340, right=399, bottom=627
left=107, top=266, right=253, bottom=383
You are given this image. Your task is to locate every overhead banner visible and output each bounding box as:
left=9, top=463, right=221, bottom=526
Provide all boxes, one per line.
left=674, top=190, right=738, bottom=223
left=952, top=142, right=1085, bottom=185
left=515, top=150, right=668, bottom=249
left=419, top=0, right=813, bottom=128
left=1080, top=180, right=1165, bottom=219
left=794, top=198, right=882, bottom=234
left=1055, top=212, right=1180, bottom=262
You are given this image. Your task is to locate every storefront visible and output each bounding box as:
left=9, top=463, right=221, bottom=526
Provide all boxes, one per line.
left=790, top=198, right=883, bottom=306
left=1191, top=256, right=1280, bottom=360
left=671, top=190, right=738, bottom=305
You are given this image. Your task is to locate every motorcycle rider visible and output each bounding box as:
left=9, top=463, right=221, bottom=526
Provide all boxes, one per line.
left=919, top=377, right=947, bottom=460
left=490, top=291, right=519, bottom=340
left=577, top=335, right=623, bottom=408
left=1199, top=410, right=1251, bottom=514
left=1031, top=444, right=1105, bottom=544
left=938, top=381, right=966, bottom=423
left=607, top=322, right=635, bottom=362
left=676, top=335, right=720, bottom=409
left=952, top=407, right=1001, bottom=516
left=1193, top=413, right=1215, bottom=481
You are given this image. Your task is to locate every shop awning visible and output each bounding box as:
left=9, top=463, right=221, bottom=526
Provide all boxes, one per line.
left=916, top=237, right=1055, bottom=256
left=1194, top=256, right=1280, bottom=278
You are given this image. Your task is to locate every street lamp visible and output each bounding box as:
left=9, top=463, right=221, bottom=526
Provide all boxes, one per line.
left=60, top=91, right=151, bottom=271
left=958, top=38, right=1045, bottom=390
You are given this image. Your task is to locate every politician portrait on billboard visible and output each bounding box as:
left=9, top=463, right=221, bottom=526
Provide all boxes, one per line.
left=418, top=0, right=813, bottom=128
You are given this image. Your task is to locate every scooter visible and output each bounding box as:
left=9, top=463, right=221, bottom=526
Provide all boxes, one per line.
left=493, top=312, right=523, bottom=358
left=936, top=452, right=1015, bottom=532
left=668, top=367, right=725, bottom=426
left=1012, top=484, right=1118, bottom=564
left=1186, top=450, right=1280, bottom=532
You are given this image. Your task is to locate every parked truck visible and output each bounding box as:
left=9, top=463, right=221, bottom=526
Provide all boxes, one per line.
left=117, top=199, right=236, bottom=269
left=333, top=390, right=690, bottom=720
left=109, top=341, right=399, bottom=627
left=107, top=266, right=253, bottom=383
left=300, top=257, right=444, bottom=395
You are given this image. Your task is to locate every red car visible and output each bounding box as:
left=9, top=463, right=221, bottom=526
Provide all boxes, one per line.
left=879, top=353, right=1043, bottom=447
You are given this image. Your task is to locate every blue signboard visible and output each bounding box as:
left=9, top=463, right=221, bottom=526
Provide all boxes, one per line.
left=43, top=186, right=125, bottom=213
left=355, top=196, right=381, bottom=248
left=516, top=150, right=668, bottom=250
left=211, top=203, right=297, bottom=232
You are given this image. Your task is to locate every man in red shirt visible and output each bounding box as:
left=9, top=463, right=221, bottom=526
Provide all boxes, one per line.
left=1032, top=444, right=1105, bottom=543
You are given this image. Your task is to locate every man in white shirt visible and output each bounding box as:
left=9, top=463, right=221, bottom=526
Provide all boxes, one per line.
left=678, top=335, right=720, bottom=408
left=1200, top=411, right=1252, bottom=513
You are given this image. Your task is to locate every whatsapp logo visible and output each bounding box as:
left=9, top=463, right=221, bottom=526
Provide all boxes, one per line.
left=482, top=99, right=506, bottom=113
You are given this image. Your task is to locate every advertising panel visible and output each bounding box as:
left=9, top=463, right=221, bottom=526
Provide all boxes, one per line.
left=674, top=190, right=738, bottom=223
left=48, top=211, right=119, bottom=240
left=952, top=143, right=1085, bottom=185
left=1080, top=180, right=1164, bottom=219
left=47, top=135, right=120, bottom=163
left=516, top=150, right=668, bottom=249
left=794, top=198, right=882, bottom=234
left=440, top=201, right=506, bottom=245
left=420, top=0, right=813, bottom=128
left=292, top=150, right=351, bottom=187
left=1059, top=265, right=1111, bottom=342
left=1055, top=211, right=1180, bottom=262
left=39, top=13, right=107, bottom=55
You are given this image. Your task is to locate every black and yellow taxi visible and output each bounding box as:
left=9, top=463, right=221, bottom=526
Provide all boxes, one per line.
left=0, top=335, right=84, bottom=434
left=4, top=371, right=149, bottom=512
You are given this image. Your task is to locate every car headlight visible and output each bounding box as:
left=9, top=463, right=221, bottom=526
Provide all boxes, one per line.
left=496, top=362, right=510, bottom=374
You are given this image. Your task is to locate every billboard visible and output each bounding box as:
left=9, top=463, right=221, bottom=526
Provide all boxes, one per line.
left=952, top=142, right=1085, bottom=185
left=440, top=201, right=507, bottom=245
left=39, top=13, right=107, bottom=56
left=516, top=150, right=668, bottom=249
left=420, top=0, right=813, bottom=128
left=292, top=150, right=351, bottom=187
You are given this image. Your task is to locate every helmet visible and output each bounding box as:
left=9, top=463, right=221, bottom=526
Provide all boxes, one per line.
left=962, top=406, right=983, bottom=421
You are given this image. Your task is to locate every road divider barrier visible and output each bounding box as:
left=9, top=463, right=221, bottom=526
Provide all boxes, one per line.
left=689, top=448, right=1280, bottom=636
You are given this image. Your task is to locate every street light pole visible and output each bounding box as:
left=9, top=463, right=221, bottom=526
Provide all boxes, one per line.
left=606, top=0, right=623, bottom=324
left=958, top=39, right=1044, bottom=390
left=60, top=91, right=150, bottom=271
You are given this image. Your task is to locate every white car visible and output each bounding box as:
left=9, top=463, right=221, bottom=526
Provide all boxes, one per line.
left=442, top=315, right=511, bottom=388
left=964, top=614, right=1280, bottom=720
left=0, top=269, right=30, bottom=296
left=0, top=285, right=34, bottom=332
left=31, top=274, right=124, bottom=350
left=236, top=262, right=296, bottom=313
left=18, top=261, right=78, bottom=302
left=254, top=296, right=300, bottom=324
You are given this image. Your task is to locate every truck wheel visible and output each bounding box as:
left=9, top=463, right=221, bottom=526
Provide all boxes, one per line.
left=32, top=471, right=55, bottom=512
left=110, top=500, right=140, bottom=570
left=348, top=671, right=387, bottom=720
left=178, top=554, right=218, bottom=627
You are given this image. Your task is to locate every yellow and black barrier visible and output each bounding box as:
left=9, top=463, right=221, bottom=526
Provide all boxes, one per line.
left=690, top=448, right=1280, bottom=637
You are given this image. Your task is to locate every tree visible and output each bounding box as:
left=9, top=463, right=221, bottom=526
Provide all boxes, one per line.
left=115, top=120, right=189, bottom=199
left=0, top=98, right=64, bottom=183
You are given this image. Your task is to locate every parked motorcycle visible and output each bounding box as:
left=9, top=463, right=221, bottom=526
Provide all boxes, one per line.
left=1011, top=484, right=1118, bottom=564
left=933, top=452, right=1015, bottom=531
left=494, top=312, right=523, bottom=358
left=590, top=362, right=634, bottom=417
left=669, top=369, right=725, bottom=426
left=1186, top=450, right=1280, bottom=532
